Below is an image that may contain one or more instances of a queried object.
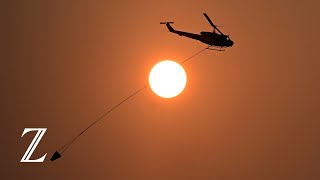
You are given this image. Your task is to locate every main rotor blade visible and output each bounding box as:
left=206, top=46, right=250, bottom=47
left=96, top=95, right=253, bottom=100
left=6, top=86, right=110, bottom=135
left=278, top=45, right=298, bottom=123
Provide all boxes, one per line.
left=203, top=13, right=224, bottom=35
left=203, top=13, right=214, bottom=27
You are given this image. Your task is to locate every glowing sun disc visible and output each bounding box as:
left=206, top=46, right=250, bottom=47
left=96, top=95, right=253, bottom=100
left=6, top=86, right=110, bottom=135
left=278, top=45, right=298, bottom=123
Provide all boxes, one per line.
left=149, top=60, right=187, bottom=98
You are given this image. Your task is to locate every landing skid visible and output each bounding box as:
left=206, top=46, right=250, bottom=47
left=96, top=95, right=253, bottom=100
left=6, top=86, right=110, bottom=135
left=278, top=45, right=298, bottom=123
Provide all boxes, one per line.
left=206, top=46, right=225, bottom=51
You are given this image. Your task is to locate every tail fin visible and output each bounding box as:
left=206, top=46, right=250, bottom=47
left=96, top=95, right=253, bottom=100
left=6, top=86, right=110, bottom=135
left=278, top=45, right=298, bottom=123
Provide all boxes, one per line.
left=160, top=22, right=175, bottom=32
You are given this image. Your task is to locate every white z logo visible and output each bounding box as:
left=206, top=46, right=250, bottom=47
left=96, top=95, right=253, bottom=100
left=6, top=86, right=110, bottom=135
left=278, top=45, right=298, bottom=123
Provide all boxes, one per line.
left=20, top=128, right=47, bottom=162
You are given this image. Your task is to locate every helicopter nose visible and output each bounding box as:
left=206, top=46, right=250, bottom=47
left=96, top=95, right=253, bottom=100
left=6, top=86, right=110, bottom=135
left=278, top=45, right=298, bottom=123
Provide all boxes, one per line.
left=230, top=40, right=234, bottom=47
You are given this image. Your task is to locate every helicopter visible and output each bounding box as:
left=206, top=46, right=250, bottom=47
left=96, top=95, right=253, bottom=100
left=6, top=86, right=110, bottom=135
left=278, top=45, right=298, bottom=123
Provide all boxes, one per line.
left=161, top=13, right=234, bottom=51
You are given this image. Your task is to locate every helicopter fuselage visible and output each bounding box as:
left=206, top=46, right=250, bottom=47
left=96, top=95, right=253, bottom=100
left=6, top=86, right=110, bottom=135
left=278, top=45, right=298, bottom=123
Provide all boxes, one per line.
left=199, top=31, right=233, bottom=47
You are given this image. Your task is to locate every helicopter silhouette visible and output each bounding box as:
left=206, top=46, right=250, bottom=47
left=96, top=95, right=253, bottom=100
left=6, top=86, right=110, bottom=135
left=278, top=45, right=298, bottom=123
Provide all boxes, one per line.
left=161, top=13, right=234, bottom=51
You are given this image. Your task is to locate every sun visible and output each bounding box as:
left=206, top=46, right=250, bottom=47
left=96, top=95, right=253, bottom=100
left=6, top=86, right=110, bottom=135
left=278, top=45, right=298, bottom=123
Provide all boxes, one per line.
left=149, top=60, right=187, bottom=98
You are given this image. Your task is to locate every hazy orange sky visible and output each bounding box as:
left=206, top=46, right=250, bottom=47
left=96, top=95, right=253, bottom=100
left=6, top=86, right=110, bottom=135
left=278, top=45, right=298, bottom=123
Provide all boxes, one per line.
left=1, top=0, right=320, bottom=179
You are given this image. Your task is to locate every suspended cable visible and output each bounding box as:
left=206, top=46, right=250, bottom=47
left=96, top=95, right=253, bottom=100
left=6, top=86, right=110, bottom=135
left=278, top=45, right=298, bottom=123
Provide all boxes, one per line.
left=50, top=47, right=208, bottom=161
